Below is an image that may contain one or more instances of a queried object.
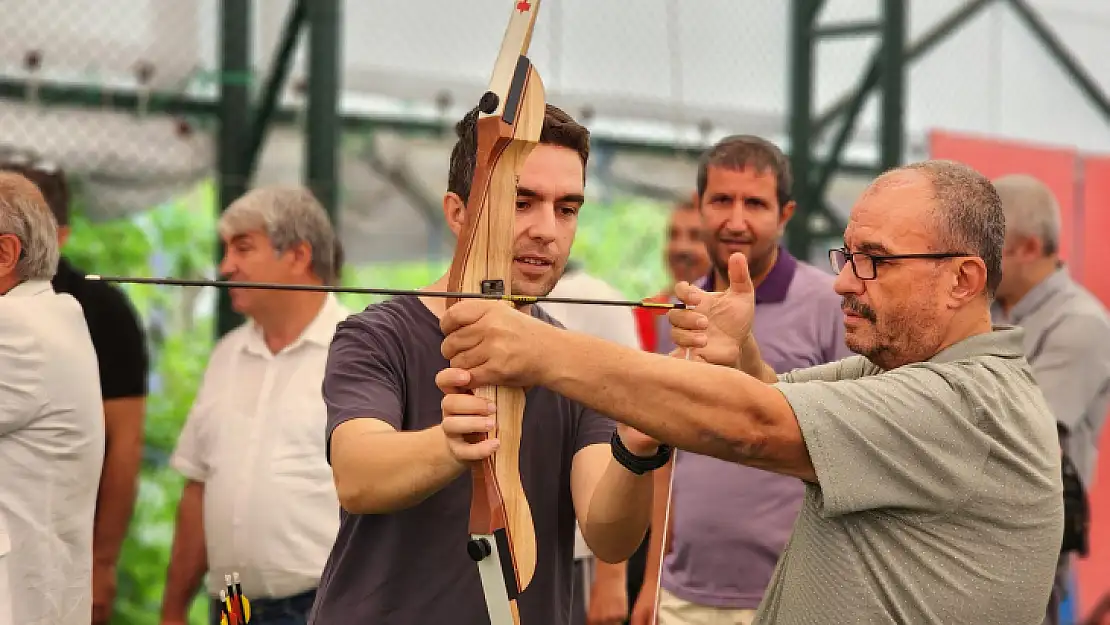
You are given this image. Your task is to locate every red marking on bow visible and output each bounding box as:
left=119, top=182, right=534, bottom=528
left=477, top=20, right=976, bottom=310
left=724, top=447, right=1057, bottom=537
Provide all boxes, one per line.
left=516, top=1, right=531, bottom=12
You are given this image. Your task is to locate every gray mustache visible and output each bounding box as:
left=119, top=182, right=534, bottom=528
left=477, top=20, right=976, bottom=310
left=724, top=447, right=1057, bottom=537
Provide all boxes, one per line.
left=842, top=297, right=878, bottom=322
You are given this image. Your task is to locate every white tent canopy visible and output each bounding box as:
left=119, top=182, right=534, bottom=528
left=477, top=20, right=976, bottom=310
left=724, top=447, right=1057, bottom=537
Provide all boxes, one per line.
left=3, top=0, right=1109, bottom=148
left=264, top=0, right=1110, bottom=156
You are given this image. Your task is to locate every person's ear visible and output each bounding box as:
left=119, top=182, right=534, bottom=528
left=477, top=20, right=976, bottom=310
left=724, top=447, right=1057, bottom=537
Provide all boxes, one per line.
left=1007, top=234, right=1042, bottom=262
left=278, top=240, right=314, bottom=278
left=950, top=257, right=988, bottom=304
left=443, top=192, right=467, bottom=237
left=778, top=200, right=796, bottom=233
left=0, top=234, right=20, bottom=276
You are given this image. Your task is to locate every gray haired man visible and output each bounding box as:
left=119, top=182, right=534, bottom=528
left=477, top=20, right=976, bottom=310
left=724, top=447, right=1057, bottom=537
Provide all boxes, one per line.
left=991, top=173, right=1110, bottom=625
left=160, top=186, right=351, bottom=625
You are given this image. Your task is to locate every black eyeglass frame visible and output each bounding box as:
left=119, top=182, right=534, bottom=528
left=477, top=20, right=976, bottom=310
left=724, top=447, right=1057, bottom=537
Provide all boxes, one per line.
left=829, top=247, right=973, bottom=281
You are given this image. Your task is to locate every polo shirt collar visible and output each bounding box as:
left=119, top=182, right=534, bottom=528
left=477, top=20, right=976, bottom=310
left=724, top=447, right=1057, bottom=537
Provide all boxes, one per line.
left=754, top=246, right=797, bottom=304
left=1006, top=265, right=1070, bottom=325
left=926, top=325, right=1026, bottom=364
left=5, top=280, right=53, bottom=298
left=696, top=245, right=797, bottom=303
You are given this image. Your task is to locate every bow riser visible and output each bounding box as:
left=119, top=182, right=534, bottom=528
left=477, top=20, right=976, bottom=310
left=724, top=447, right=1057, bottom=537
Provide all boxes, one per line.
left=446, top=14, right=546, bottom=619
left=448, top=75, right=545, bottom=589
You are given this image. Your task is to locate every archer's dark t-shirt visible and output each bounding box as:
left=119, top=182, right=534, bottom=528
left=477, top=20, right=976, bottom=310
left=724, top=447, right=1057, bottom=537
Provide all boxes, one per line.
left=309, top=295, right=616, bottom=625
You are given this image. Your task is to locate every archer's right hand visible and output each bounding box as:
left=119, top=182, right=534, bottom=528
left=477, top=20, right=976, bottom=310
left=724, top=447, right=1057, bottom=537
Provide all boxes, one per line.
left=436, top=367, right=500, bottom=464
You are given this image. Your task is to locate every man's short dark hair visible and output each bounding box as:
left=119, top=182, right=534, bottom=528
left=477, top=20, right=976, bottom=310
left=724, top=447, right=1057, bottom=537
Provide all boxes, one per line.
left=898, top=159, right=1006, bottom=298
left=447, top=103, right=590, bottom=204
left=696, top=135, right=792, bottom=210
left=0, top=153, right=69, bottom=227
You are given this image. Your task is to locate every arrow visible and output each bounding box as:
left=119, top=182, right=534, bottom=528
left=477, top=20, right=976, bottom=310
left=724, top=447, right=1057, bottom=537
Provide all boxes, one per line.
left=84, top=275, right=685, bottom=310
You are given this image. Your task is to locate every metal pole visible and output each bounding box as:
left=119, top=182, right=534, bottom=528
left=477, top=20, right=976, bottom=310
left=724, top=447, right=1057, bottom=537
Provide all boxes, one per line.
left=787, top=0, right=821, bottom=261
left=879, top=0, right=907, bottom=170
left=216, top=0, right=251, bottom=337
left=305, top=0, right=342, bottom=227
left=1007, top=0, right=1110, bottom=124
left=244, top=0, right=308, bottom=185
left=814, top=0, right=998, bottom=134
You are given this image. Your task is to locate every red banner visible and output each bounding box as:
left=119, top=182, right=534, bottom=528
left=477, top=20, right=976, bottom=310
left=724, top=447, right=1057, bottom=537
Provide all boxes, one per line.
left=928, top=130, right=1080, bottom=270
left=1075, top=155, right=1110, bottom=620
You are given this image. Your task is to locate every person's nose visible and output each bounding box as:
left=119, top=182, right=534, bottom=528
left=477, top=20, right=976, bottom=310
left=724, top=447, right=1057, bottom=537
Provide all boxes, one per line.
left=833, top=260, right=864, bottom=297
left=525, top=204, right=559, bottom=244
left=218, top=250, right=236, bottom=279
left=720, top=204, right=750, bottom=236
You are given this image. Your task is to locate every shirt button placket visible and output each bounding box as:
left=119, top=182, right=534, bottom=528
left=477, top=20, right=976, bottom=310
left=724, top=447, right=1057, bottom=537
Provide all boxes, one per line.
left=235, top=353, right=279, bottom=577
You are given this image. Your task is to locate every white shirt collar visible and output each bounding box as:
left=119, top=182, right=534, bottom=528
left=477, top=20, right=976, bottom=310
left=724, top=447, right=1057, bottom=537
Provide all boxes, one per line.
left=5, top=280, right=54, bottom=298
left=243, top=293, right=346, bottom=356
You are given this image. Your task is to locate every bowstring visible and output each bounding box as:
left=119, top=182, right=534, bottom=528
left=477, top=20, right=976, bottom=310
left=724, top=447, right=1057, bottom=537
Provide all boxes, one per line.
left=651, top=3, right=687, bottom=622
left=649, top=347, right=688, bottom=625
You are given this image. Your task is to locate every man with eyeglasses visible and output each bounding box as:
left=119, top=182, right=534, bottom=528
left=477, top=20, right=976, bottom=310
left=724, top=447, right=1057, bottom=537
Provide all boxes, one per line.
left=0, top=172, right=105, bottom=625
left=436, top=159, right=1064, bottom=625
left=0, top=154, right=149, bottom=625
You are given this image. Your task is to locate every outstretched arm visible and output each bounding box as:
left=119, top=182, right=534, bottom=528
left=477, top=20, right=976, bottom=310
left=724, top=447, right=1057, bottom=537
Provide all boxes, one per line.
left=542, top=333, right=816, bottom=482
left=441, top=304, right=815, bottom=482
left=440, top=252, right=817, bottom=482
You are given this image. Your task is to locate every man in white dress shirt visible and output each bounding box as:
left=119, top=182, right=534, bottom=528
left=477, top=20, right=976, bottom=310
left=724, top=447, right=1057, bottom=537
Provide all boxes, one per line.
left=0, top=172, right=105, bottom=625
left=160, top=187, right=350, bottom=625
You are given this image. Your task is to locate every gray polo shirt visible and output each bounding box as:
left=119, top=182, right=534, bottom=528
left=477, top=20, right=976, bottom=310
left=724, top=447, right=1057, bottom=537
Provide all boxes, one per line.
left=655, top=249, right=852, bottom=609
left=754, top=327, right=1064, bottom=625
left=991, top=266, right=1110, bottom=485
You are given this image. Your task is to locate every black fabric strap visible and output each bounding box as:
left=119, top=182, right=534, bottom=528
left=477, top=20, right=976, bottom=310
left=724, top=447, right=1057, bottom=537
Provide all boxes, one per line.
left=610, top=430, right=671, bottom=475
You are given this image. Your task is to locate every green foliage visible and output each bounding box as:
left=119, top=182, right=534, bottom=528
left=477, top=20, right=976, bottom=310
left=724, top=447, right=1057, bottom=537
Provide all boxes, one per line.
left=336, top=258, right=451, bottom=312
left=570, top=196, right=672, bottom=298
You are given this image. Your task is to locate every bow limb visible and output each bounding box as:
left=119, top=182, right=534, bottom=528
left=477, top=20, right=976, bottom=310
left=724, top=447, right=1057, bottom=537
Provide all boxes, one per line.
left=649, top=349, right=690, bottom=624
left=446, top=2, right=545, bottom=623
left=649, top=452, right=678, bottom=625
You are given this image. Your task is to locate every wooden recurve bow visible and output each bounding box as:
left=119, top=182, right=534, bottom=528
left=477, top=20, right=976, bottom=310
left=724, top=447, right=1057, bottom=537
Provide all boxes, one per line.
left=444, top=2, right=545, bottom=624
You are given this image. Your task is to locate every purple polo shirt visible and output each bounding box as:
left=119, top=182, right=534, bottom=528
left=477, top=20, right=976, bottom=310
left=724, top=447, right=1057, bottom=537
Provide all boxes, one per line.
left=655, top=247, right=850, bottom=609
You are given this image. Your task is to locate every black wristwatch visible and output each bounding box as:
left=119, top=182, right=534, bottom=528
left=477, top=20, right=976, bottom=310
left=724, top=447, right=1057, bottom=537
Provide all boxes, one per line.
left=610, top=431, right=672, bottom=475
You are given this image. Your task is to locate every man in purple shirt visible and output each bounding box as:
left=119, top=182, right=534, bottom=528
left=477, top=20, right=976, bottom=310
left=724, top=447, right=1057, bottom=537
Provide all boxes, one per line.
left=308, top=104, right=657, bottom=625
left=632, top=135, right=848, bottom=625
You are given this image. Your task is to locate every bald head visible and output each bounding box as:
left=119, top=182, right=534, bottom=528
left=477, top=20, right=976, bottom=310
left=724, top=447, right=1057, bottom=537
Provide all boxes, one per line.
left=873, top=160, right=1006, bottom=297
left=992, top=174, right=1061, bottom=256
